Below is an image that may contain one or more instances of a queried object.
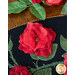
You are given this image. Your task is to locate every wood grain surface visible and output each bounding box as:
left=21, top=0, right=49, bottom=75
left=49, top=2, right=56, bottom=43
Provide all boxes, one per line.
left=8, top=0, right=67, bottom=30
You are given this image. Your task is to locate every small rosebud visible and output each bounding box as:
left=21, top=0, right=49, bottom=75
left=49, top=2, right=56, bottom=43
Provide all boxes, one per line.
left=32, top=0, right=42, bottom=3
left=46, top=0, right=63, bottom=6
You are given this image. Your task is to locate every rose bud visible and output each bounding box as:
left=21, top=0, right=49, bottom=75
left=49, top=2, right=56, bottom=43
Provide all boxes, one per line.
left=46, top=0, right=63, bottom=6
left=32, top=0, right=42, bottom=3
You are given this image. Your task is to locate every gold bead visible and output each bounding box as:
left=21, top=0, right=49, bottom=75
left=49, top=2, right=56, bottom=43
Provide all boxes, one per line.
left=56, top=64, right=66, bottom=74
left=35, top=37, right=39, bottom=42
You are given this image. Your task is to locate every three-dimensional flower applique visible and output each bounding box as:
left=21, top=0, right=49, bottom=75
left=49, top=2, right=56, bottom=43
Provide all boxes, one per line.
left=64, top=55, right=67, bottom=75
left=10, top=66, right=31, bottom=75
left=32, top=0, right=63, bottom=6
left=31, top=0, right=42, bottom=3
left=19, top=22, right=56, bottom=57
left=46, top=0, right=63, bottom=6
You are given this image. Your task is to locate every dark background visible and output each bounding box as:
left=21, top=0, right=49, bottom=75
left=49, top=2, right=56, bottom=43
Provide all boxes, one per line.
left=8, top=16, right=67, bottom=75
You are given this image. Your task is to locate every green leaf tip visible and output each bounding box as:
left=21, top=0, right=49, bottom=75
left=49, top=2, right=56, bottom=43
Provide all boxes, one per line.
left=61, top=2, right=67, bottom=15
left=60, top=35, right=67, bottom=51
left=8, top=62, right=14, bottom=68
left=62, top=53, right=67, bottom=57
left=8, top=37, right=13, bottom=51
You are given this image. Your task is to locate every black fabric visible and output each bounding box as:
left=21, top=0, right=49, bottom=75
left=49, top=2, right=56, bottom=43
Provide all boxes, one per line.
left=8, top=16, right=67, bottom=75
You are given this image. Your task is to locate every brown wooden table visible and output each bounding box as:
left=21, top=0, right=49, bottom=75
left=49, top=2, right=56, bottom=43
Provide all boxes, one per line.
left=8, top=0, right=66, bottom=30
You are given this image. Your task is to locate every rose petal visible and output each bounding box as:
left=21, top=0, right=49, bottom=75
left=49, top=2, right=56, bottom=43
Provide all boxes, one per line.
left=27, top=22, right=43, bottom=30
left=10, top=72, right=19, bottom=75
left=31, top=0, right=42, bottom=3
left=20, top=71, right=27, bottom=75
left=64, top=72, right=67, bottom=75
left=35, top=39, right=48, bottom=50
left=20, top=66, right=28, bottom=71
left=30, top=30, right=37, bottom=38
left=19, top=34, right=33, bottom=50
left=19, top=44, right=34, bottom=54
left=46, top=0, right=63, bottom=6
left=9, top=66, right=31, bottom=75
left=33, top=27, right=47, bottom=38
left=35, top=48, right=51, bottom=57
left=19, top=31, right=36, bottom=50
left=27, top=23, right=47, bottom=38
left=46, top=28, right=56, bottom=42
left=64, top=55, right=67, bottom=66
left=64, top=55, right=67, bottom=59
left=64, top=55, right=67, bottom=75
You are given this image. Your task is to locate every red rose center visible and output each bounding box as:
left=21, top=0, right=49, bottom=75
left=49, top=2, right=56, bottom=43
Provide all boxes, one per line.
left=35, top=37, right=39, bottom=42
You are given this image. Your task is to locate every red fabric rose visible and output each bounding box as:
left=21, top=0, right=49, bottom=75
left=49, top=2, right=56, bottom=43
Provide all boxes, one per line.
left=19, top=22, right=56, bottom=57
left=31, top=0, right=42, bottom=3
left=64, top=55, right=67, bottom=75
left=46, top=0, right=63, bottom=6
left=10, top=66, right=31, bottom=75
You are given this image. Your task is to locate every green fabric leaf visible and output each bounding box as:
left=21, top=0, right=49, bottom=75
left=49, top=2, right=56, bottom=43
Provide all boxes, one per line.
left=61, top=2, right=67, bottom=15
left=19, top=0, right=31, bottom=5
left=60, top=35, right=67, bottom=51
left=29, top=4, right=46, bottom=20
left=30, top=43, right=58, bottom=61
left=8, top=62, right=14, bottom=68
left=62, top=53, right=67, bottom=57
left=9, top=51, right=19, bottom=65
left=29, top=0, right=32, bottom=3
left=8, top=1, right=27, bottom=14
left=30, top=53, right=39, bottom=60
left=33, top=68, right=52, bottom=75
left=8, top=38, right=13, bottom=51
left=8, top=37, right=19, bottom=65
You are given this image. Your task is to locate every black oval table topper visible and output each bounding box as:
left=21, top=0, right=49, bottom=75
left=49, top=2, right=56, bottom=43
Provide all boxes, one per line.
left=8, top=16, right=67, bottom=75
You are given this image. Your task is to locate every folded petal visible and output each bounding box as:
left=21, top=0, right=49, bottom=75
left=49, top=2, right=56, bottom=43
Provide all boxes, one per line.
left=46, top=28, right=56, bottom=42
left=19, top=44, right=34, bottom=54
left=64, top=72, right=67, bottom=75
left=46, top=0, right=63, bottom=6
left=27, top=22, right=43, bottom=30
left=10, top=72, right=19, bottom=75
left=35, top=36, right=48, bottom=50
left=35, top=48, right=51, bottom=57
left=20, top=71, right=27, bottom=75
left=31, top=0, right=42, bottom=3
left=19, top=31, right=36, bottom=50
